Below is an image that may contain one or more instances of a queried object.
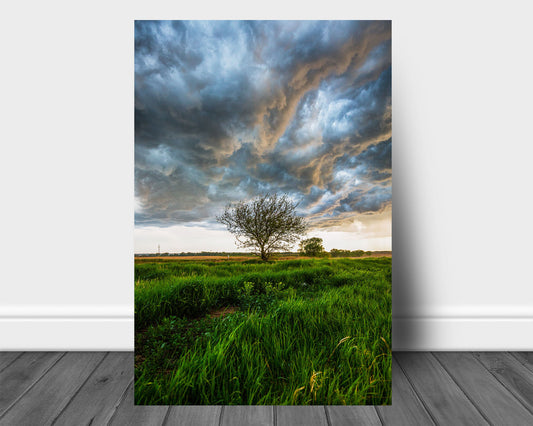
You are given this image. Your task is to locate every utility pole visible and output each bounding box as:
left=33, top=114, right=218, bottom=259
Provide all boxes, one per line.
left=158, top=244, right=160, bottom=255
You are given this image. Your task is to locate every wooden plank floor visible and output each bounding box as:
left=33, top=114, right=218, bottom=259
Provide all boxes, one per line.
left=0, top=352, right=532, bottom=425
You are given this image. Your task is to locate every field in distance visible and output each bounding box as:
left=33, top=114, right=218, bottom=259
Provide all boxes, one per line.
left=135, top=257, right=391, bottom=405
left=135, top=251, right=392, bottom=262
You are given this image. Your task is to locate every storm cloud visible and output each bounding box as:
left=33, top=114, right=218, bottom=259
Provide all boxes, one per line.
left=135, top=20, right=391, bottom=229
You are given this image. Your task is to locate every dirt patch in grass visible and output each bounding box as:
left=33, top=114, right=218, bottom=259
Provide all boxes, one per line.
left=209, top=306, right=238, bottom=318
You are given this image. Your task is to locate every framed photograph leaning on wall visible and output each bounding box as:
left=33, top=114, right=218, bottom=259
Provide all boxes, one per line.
left=134, top=20, right=392, bottom=405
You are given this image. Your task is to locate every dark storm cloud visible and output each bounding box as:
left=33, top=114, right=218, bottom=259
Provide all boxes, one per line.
left=135, top=20, right=391, bottom=228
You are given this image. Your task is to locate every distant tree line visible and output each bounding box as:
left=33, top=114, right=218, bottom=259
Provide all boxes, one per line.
left=136, top=249, right=376, bottom=258
left=329, top=249, right=373, bottom=257
left=298, top=238, right=375, bottom=258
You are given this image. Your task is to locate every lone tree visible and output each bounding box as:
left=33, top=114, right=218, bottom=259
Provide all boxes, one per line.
left=299, top=237, right=325, bottom=257
left=217, top=194, right=307, bottom=261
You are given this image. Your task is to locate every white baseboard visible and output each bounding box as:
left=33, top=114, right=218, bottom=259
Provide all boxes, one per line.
left=0, top=306, right=133, bottom=351
left=0, top=318, right=133, bottom=351
left=393, top=316, right=533, bottom=351
left=1, top=308, right=533, bottom=351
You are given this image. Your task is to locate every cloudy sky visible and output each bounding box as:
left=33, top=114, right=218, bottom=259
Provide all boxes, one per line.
left=135, top=20, right=391, bottom=253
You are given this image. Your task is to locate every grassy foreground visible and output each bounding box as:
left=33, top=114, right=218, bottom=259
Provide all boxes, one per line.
left=135, top=257, right=391, bottom=405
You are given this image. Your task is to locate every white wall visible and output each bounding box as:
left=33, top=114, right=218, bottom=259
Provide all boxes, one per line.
left=1, top=0, right=532, bottom=350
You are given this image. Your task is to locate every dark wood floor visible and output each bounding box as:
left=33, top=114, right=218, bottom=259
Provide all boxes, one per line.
left=0, top=352, right=532, bottom=425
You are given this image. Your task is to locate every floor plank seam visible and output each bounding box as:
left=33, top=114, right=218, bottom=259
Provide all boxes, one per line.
left=0, top=353, right=24, bottom=375
left=323, top=405, right=331, bottom=426
left=272, top=405, right=277, bottom=426
left=217, top=405, right=225, bottom=426
left=394, top=354, right=438, bottom=426
left=430, top=353, right=493, bottom=426
left=0, top=352, right=67, bottom=421
left=105, top=378, right=134, bottom=426
left=50, top=352, right=110, bottom=426
left=374, top=405, right=385, bottom=425
left=508, top=352, right=533, bottom=375
left=160, top=406, right=172, bottom=426
left=473, top=352, right=533, bottom=418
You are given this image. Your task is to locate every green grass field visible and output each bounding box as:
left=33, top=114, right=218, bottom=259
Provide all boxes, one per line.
left=134, top=257, right=391, bottom=405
